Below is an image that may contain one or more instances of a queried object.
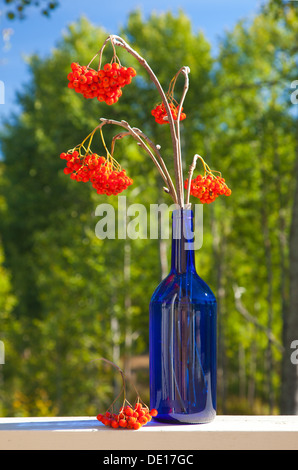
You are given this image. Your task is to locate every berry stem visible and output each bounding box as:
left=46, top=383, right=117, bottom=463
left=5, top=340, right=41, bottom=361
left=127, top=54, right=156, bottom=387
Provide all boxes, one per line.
left=86, top=35, right=113, bottom=71
left=74, top=129, right=97, bottom=155
left=106, top=384, right=125, bottom=414
left=99, top=128, right=121, bottom=170
left=99, top=357, right=127, bottom=401
left=97, top=357, right=143, bottom=414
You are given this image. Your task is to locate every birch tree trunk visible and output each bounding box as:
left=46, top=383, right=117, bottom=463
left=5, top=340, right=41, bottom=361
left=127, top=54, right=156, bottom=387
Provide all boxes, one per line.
left=123, top=240, right=132, bottom=380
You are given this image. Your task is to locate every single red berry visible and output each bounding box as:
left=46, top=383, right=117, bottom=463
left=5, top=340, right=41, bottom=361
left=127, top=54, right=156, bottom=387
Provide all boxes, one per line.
left=119, top=419, right=127, bottom=428
left=127, top=67, right=136, bottom=77
left=103, top=63, right=112, bottom=72
left=124, top=406, right=133, bottom=417
left=138, top=416, right=148, bottom=425
left=129, top=416, right=137, bottom=424
left=71, top=62, right=80, bottom=71
left=79, top=75, right=87, bottom=84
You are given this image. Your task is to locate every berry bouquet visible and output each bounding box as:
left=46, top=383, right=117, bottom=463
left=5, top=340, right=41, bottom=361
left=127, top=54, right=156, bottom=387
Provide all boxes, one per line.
left=60, top=35, right=231, bottom=427
left=61, top=34, right=231, bottom=206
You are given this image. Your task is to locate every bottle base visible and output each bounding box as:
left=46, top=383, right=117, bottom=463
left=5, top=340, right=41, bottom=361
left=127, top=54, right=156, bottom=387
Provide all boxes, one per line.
left=152, top=410, right=216, bottom=425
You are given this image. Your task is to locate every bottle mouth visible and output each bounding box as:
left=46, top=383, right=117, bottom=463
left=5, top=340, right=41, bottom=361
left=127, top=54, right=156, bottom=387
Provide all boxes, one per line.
left=172, top=209, right=195, bottom=243
left=172, top=208, right=193, bottom=219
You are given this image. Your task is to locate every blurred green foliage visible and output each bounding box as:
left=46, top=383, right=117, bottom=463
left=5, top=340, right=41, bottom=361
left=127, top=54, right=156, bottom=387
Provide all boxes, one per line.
left=3, top=0, right=59, bottom=20
left=0, top=3, right=297, bottom=416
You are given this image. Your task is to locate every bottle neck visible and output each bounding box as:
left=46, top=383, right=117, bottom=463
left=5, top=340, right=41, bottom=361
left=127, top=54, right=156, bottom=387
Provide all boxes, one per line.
left=171, top=209, right=196, bottom=274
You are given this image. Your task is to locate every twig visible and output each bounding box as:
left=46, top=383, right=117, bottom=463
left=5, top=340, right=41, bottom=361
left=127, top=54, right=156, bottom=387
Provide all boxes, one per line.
left=95, top=118, right=178, bottom=203
left=110, top=130, right=178, bottom=203
left=171, top=67, right=190, bottom=204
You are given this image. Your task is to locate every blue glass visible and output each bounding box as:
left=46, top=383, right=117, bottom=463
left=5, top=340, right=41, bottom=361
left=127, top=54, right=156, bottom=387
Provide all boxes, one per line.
left=149, top=209, right=217, bottom=424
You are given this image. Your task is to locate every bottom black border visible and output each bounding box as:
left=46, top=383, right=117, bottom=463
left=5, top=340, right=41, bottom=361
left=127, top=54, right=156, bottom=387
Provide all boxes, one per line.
left=0, top=449, right=287, bottom=464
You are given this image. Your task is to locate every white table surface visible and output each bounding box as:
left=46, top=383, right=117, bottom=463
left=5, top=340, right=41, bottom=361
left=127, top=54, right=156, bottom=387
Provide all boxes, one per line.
left=0, top=415, right=298, bottom=450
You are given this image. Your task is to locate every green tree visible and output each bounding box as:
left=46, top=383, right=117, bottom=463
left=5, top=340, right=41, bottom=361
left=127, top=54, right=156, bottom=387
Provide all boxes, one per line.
left=211, top=4, right=298, bottom=413
left=1, top=3, right=297, bottom=418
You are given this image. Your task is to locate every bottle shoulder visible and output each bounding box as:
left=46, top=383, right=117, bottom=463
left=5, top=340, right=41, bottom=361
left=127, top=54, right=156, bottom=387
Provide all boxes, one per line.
left=150, top=270, right=216, bottom=304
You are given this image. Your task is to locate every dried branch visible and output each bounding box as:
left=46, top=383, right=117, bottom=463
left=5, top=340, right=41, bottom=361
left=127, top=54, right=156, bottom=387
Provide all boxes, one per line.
left=99, top=34, right=187, bottom=207
left=173, top=66, right=190, bottom=205
left=110, top=130, right=177, bottom=203
left=88, top=35, right=193, bottom=207
left=185, top=154, right=201, bottom=205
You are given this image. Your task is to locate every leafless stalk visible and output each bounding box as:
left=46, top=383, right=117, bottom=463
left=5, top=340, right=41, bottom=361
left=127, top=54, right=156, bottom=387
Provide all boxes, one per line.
left=171, top=66, right=190, bottom=202
left=110, top=130, right=177, bottom=202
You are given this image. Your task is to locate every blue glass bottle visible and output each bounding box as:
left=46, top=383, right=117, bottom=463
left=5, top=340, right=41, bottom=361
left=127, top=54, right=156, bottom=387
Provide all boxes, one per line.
left=149, top=209, right=217, bottom=424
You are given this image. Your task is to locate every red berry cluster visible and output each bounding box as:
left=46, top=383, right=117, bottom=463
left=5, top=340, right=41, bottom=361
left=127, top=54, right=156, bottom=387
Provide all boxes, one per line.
left=151, top=101, right=186, bottom=125
left=185, top=174, right=232, bottom=204
left=97, top=402, right=158, bottom=430
left=67, top=62, right=136, bottom=105
left=92, top=163, right=133, bottom=196
left=60, top=150, right=133, bottom=196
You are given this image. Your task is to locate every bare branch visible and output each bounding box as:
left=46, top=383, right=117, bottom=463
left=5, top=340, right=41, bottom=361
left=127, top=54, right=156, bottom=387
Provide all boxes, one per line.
left=175, top=67, right=190, bottom=204
left=88, top=35, right=194, bottom=207
left=97, top=118, right=178, bottom=203
left=99, top=35, right=185, bottom=207
left=110, top=130, right=177, bottom=203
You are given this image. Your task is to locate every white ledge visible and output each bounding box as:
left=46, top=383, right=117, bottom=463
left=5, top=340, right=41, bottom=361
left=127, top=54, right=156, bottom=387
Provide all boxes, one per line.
left=0, top=415, right=298, bottom=450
